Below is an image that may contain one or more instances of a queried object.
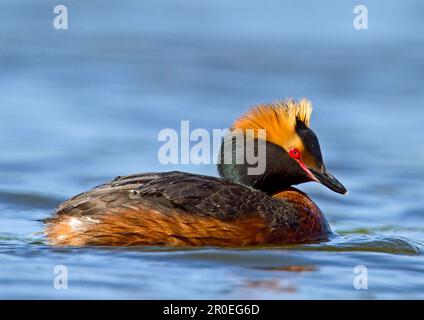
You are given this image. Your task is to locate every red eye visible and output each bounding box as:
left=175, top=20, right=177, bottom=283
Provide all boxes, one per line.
left=288, top=148, right=301, bottom=160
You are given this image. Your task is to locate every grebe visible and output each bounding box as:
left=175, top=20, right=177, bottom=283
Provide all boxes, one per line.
left=44, top=99, right=346, bottom=246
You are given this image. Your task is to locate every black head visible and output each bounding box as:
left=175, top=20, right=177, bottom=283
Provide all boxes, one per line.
left=217, top=99, right=347, bottom=195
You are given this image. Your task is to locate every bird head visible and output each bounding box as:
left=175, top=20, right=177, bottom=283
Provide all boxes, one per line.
left=218, top=98, right=347, bottom=195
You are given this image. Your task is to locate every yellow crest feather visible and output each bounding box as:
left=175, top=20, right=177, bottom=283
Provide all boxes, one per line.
left=232, top=98, right=313, bottom=151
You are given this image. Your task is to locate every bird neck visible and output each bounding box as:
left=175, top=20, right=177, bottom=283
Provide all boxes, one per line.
left=217, top=139, right=309, bottom=195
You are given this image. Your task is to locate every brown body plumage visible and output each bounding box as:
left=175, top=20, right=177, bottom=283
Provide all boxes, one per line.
left=45, top=172, right=329, bottom=246
left=44, top=99, right=345, bottom=246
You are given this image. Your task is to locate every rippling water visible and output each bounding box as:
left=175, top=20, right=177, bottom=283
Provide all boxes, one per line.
left=1, top=0, right=423, bottom=299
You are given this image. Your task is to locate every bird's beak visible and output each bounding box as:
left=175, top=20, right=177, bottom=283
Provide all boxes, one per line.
left=309, top=167, right=347, bottom=195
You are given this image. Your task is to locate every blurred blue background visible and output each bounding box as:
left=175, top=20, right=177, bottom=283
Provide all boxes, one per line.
left=0, top=0, right=423, bottom=299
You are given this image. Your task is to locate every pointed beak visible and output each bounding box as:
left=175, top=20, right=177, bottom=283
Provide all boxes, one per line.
left=309, top=167, right=347, bottom=195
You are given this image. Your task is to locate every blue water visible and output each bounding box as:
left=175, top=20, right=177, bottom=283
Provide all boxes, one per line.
left=0, top=0, right=423, bottom=299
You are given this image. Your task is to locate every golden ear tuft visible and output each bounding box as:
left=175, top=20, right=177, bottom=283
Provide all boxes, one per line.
left=233, top=98, right=312, bottom=130
left=287, top=98, right=312, bottom=126
left=231, top=98, right=313, bottom=150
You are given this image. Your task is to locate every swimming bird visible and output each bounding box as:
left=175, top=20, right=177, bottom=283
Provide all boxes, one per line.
left=44, top=98, right=346, bottom=246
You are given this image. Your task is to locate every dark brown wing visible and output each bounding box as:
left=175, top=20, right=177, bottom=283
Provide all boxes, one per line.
left=52, top=171, right=291, bottom=222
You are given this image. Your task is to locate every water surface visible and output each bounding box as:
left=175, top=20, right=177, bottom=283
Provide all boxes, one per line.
left=0, top=0, right=423, bottom=299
